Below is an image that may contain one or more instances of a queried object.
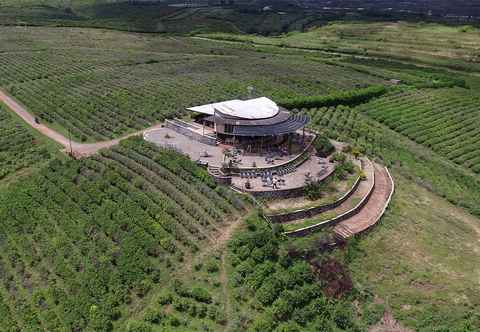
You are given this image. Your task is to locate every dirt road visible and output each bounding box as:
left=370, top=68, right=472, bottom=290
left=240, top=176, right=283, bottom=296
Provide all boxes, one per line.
left=0, top=89, right=163, bottom=158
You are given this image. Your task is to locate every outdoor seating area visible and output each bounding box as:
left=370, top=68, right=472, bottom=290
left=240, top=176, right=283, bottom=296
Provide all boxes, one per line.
left=143, top=97, right=334, bottom=194
left=145, top=126, right=312, bottom=169
left=232, top=156, right=335, bottom=192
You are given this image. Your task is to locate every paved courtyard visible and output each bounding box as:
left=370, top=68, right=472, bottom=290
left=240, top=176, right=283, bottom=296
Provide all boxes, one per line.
left=144, top=126, right=309, bottom=169
left=231, top=155, right=335, bottom=192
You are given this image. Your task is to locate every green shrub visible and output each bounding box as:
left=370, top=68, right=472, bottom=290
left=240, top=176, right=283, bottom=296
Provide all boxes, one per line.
left=205, top=260, right=220, bottom=273
left=143, top=309, right=164, bottom=324
left=158, top=291, right=173, bottom=305
left=331, top=152, right=347, bottom=164
left=363, top=303, right=385, bottom=325
left=126, top=320, right=153, bottom=332
left=313, top=136, right=335, bottom=157
left=190, top=287, right=212, bottom=304
left=280, top=85, right=387, bottom=109
left=304, top=180, right=327, bottom=200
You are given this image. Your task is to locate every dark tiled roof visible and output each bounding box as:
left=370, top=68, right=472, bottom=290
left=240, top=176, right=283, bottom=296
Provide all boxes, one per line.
left=232, top=114, right=310, bottom=136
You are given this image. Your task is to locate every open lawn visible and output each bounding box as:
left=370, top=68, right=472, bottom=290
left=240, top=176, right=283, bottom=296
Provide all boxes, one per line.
left=349, top=172, right=480, bottom=331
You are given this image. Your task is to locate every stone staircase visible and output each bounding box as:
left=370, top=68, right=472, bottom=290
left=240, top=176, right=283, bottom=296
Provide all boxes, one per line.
left=208, top=166, right=223, bottom=177
left=333, top=164, right=394, bottom=241
left=334, top=224, right=355, bottom=241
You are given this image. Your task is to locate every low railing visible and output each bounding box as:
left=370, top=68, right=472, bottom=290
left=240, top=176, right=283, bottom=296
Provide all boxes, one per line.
left=283, top=158, right=375, bottom=237
left=266, top=174, right=362, bottom=224
left=165, top=119, right=217, bottom=146
left=341, top=166, right=395, bottom=239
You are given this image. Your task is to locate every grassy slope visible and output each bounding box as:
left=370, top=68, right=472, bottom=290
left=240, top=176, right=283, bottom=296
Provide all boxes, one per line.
left=350, top=172, right=480, bottom=331
left=222, top=171, right=480, bottom=331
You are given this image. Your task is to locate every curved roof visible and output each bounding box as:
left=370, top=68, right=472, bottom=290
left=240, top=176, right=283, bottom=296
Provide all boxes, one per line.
left=205, top=110, right=291, bottom=126
left=187, top=97, right=280, bottom=120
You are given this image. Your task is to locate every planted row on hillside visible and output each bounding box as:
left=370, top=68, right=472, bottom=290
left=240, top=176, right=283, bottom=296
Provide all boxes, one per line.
left=305, top=104, right=480, bottom=218
left=0, top=106, right=52, bottom=181
left=0, top=138, right=246, bottom=331
left=1, top=41, right=385, bottom=140
left=356, top=87, right=480, bottom=173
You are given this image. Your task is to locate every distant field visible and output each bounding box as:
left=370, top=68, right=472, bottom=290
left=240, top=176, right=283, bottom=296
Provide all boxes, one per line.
left=0, top=104, right=56, bottom=183
left=0, top=27, right=386, bottom=141
left=357, top=87, right=480, bottom=174
left=0, top=137, right=247, bottom=331
left=0, top=1, right=327, bottom=34
left=202, top=22, right=480, bottom=72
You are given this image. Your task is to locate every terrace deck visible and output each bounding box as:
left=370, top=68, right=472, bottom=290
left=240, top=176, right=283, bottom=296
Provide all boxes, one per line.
left=144, top=126, right=310, bottom=169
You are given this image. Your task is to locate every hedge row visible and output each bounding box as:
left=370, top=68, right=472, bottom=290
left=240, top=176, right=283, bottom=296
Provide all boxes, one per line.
left=280, top=85, right=387, bottom=110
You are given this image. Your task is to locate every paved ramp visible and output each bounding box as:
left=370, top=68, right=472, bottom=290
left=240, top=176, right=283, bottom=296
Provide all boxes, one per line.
left=334, top=163, right=394, bottom=240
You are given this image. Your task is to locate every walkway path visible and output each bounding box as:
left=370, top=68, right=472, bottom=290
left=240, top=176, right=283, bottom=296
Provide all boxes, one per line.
left=0, top=89, right=162, bottom=158
left=283, top=158, right=374, bottom=228
left=334, top=163, right=394, bottom=240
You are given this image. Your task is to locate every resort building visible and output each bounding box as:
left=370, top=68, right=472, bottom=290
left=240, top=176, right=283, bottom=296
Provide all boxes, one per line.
left=187, top=97, right=310, bottom=149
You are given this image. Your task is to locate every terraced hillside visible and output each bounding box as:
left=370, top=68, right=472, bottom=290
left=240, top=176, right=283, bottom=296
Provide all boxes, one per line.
left=357, top=87, right=480, bottom=174
left=0, top=104, right=56, bottom=183
left=0, top=137, right=247, bottom=331
left=202, top=22, right=480, bottom=72
left=0, top=27, right=386, bottom=142
left=306, top=105, right=480, bottom=217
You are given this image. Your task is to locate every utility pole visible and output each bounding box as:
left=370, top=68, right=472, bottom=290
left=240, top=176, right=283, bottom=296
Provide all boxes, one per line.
left=68, top=129, right=73, bottom=157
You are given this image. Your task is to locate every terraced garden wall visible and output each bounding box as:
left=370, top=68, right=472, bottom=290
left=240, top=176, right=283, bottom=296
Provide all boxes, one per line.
left=266, top=175, right=361, bottom=223
left=284, top=160, right=376, bottom=237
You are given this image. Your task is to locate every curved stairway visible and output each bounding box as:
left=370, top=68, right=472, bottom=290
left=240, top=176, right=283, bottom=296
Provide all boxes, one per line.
left=334, top=163, right=394, bottom=241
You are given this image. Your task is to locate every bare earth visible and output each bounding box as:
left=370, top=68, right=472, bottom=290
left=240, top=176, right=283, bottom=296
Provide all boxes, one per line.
left=0, top=89, right=163, bottom=158
left=369, top=310, right=414, bottom=332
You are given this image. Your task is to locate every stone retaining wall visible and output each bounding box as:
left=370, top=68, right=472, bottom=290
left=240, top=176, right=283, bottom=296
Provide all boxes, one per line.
left=165, top=119, right=216, bottom=146
left=266, top=176, right=361, bottom=223
left=212, top=175, right=233, bottom=185
left=283, top=159, right=376, bottom=237
left=336, top=166, right=395, bottom=241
